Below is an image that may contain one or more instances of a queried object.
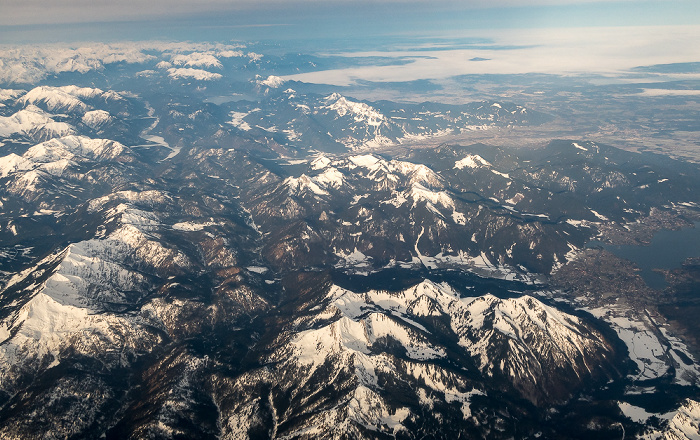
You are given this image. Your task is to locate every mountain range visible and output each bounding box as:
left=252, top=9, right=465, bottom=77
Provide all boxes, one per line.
left=1, top=49, right=699, bottom=439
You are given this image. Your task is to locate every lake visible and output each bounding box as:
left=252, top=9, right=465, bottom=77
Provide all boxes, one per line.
left=587, top=222, right=700, bottom=289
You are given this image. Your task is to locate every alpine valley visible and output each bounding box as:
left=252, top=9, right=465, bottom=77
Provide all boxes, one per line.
left=1, top=40, right=700, bottom=440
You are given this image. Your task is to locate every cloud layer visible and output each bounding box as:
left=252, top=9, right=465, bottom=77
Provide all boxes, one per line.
left=282, top=25, right=700, bottom=85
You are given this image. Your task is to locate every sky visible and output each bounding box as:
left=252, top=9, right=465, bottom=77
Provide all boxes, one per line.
left=1, top=0, right=698, bottom=27
left=1, top=0, right=698, bottom=44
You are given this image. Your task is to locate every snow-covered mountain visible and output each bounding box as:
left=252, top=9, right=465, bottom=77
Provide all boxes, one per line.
left=1, top=70, right=700, bottom=439
left=212, top=278, right=621, bottom=439
left=0, top=135, right=139, bottom=207
left=664, top=399, right=700, bottom=440
left=0, top=105, right=75, bottom=141
left=0, top=42, right=259, bottom=84
left=224, top=89, right=551, bottom=152
left=20, top=86, right=124, bottom=114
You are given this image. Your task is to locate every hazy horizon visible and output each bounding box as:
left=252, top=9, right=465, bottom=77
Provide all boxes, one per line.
left=2, top=0, right=698, bottom=45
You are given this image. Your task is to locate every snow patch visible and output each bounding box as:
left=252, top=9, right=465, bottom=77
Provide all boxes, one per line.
left=172, top=221, right=219, bottom=231
left=170, top=52, right=222, bottom=69
left=82, top=110, right=112, bottom=130
left=455, top=154, right=491, bottom=169
left=167, top=68, right=222, bottom=81
left=257, top=75, right=285, bottom=88
left=228, top=111, right=252, bottom=131
left=310, top=155, right=332, bottom=170
left=590, top=209, right=609, bottom=221
left=284, top=174, right=329, bottom=196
